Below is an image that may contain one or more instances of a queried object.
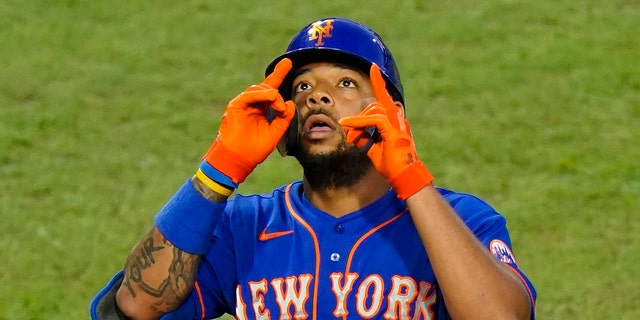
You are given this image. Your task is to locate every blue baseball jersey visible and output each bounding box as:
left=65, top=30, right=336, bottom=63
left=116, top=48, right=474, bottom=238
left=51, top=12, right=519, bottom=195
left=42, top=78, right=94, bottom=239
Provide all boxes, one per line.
left=160, top=181, right=536, bottom=319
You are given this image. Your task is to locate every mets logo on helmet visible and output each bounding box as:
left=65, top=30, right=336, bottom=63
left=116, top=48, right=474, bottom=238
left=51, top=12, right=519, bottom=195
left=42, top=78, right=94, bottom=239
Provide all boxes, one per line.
left=308, top=19, right=334, bottom=46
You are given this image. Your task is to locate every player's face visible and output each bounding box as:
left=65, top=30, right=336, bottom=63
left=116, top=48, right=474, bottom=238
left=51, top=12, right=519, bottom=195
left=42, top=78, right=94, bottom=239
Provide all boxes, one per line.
left=290, top=62, right=375, bottom=155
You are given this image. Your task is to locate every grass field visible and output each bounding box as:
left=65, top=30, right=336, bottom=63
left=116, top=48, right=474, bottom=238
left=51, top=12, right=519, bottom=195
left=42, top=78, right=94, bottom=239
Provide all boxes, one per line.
left=1, top=0, right=638, bottom=319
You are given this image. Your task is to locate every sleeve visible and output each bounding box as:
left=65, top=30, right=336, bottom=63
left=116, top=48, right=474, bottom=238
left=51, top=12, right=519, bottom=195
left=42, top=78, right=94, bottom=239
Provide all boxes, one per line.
left=90, top=271, right=128, bottom=320
left=445, top=191, right=537, bottom=319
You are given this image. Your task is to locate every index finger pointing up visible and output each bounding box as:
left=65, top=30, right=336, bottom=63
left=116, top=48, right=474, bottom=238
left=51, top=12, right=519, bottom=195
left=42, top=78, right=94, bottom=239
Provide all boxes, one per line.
left=370, top=64, right=395, bottom=108
left=263, top=58, right=293, bottom=89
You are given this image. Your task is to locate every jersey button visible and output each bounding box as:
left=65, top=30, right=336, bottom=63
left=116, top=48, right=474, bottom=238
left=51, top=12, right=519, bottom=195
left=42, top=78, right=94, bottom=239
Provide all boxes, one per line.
left=334, top=224, right=345, bottom=234
left=330, top=253, right=340, bottom=262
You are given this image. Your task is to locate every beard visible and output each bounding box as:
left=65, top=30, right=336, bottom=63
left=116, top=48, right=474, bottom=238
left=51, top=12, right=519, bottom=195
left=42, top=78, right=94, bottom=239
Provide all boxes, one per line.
left=295, top=139, right=373, bottom=190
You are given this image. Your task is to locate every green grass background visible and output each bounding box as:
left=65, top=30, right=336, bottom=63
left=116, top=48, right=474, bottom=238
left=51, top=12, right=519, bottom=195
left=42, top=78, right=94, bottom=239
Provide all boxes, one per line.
left=1, top=0, right=638, bottom=319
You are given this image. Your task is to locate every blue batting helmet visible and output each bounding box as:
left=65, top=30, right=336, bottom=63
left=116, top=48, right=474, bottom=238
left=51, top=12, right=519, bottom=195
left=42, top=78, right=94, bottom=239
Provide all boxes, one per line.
left=265, top=17, right=404, bottom=104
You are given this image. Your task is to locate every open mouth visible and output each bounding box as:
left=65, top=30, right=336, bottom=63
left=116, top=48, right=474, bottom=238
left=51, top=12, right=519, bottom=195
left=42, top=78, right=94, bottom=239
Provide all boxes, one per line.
left=302, top=114, right=336, bottom=134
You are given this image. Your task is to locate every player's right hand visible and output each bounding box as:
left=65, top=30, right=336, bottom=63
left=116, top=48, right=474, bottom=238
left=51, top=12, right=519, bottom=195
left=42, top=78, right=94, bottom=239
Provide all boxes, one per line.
left=202, top=58, right=295, bottom=185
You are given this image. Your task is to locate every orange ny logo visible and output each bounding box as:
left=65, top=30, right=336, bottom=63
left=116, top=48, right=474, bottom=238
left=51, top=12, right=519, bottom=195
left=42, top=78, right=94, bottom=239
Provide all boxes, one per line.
left=308, top=19, right=334, bottom=46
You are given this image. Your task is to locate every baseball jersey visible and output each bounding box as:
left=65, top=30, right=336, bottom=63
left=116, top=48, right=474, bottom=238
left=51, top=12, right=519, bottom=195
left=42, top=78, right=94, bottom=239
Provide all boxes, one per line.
left=157, top=180, right=536, bottom=319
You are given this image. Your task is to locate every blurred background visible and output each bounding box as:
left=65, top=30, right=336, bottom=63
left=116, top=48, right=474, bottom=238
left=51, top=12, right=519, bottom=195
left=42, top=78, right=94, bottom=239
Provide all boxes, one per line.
left=1, top=0, right=638, bottom=318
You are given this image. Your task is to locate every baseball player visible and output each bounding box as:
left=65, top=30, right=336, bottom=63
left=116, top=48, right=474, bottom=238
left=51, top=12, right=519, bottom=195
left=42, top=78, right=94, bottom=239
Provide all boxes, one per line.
left=91, top=17, right=536, bottom=319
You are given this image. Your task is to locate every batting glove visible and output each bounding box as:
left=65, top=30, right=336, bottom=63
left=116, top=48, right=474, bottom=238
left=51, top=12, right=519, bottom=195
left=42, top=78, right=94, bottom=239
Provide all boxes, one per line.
left=339, top=64, right=434, bottom=200
left=199, top=58, right=296, bottom=191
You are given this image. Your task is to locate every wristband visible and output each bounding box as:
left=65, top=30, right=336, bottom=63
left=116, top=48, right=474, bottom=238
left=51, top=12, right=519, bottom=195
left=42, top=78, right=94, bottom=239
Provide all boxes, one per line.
left=195, top=168, right=234, bottom=196
left=199, top=160, right=238, bottom=189
left=389, top=161, right=434, bottom=200
left=154, top=179, right=226, bottom=254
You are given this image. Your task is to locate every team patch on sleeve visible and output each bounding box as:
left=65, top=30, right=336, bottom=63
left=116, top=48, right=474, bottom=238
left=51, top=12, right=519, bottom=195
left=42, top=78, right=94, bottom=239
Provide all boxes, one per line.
left=489, top=240, right=518, bottom=265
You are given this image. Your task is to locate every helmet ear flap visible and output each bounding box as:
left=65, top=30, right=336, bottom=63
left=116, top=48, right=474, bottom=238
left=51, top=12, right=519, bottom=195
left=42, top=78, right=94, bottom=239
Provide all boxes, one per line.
left=265, top=17, right=404, bottom=105
left=267, top=106, right=300, bottom=157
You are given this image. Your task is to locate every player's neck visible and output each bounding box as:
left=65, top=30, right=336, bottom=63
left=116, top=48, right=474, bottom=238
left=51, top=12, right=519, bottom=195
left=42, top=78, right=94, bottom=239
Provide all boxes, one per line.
left=302, top=170, right=391, bottom=218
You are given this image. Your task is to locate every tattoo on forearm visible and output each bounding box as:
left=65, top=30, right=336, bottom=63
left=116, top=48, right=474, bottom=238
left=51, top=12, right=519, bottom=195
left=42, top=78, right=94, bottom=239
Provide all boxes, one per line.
left=121, top=229, right=200, bottom=307
left=122, top=232, right=163, bottom=297
left=168, top=246, right=198, bottom=295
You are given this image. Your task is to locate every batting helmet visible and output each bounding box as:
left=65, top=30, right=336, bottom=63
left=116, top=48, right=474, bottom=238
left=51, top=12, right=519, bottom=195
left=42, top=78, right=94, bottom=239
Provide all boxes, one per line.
left=265, top=17, right=404, bottom=104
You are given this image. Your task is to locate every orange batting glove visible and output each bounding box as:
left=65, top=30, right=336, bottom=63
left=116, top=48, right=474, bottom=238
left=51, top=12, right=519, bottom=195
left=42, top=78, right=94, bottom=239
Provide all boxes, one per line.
left=201, top=58, right=296, bottom=186
left=339, top=64, right=434, bottom=200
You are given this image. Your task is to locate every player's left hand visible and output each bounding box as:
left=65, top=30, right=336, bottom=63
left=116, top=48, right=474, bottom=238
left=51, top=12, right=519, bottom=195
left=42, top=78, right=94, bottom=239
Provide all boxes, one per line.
left=339, top=64, right=434, bottom=200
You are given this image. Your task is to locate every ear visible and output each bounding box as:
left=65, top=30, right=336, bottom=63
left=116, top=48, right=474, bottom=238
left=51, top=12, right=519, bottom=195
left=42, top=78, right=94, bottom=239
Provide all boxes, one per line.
left=394, top=101, right=405, bottom=118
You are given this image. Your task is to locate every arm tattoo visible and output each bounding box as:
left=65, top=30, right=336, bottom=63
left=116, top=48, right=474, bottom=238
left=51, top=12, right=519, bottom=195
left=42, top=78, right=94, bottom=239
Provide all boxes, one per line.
left=121, top=229, right=200, bottom=312
left=121, top=233, right=164, bottom=297
left=118, top=176, right=224, bottom=313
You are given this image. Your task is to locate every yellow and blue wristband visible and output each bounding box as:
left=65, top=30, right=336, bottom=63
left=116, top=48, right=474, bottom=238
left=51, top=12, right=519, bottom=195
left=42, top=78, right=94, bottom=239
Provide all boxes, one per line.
left=199, top=160, right=238, bottom=189
left=195, top=168, right=234, bottom=196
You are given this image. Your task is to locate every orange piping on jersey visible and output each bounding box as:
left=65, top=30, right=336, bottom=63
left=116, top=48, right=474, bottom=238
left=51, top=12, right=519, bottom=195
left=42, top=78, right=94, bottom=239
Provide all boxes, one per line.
left=194, top=281, right=206, bottom=320
left=345, top=209, right=407, bottom=275
left=504, top=264, right=537, bottom=311
left=338, top=209, right=406, bottom=320
left=284, top=183, right=321, bottom=320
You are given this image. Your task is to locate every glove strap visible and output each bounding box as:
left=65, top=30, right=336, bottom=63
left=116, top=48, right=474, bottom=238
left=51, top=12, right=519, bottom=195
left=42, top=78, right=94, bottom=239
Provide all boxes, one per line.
left=389, top=161, right=434, bottom=200
left=204, top=141, right=258, bottom=184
